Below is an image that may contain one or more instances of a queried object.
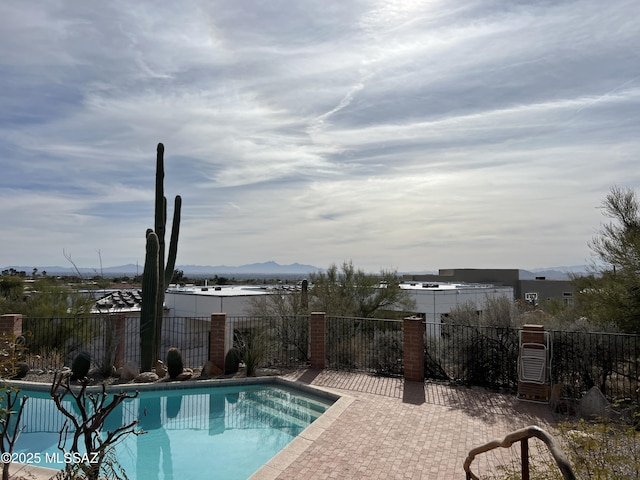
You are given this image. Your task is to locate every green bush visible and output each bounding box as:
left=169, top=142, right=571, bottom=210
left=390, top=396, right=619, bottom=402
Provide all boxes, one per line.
left=234, top=329, right=270, bottom=377
left=372, top=330, right=402, bottom=376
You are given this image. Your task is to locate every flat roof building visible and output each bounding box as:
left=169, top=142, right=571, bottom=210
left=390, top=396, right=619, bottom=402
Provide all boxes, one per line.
left=399, top=282, right=513, bottom=334
left=165, top=285, right=270, bottom=317
left=403, top=268, right=575, bottom=307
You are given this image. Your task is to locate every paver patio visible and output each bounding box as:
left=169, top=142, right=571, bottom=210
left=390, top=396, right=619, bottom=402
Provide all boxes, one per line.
left=252, top=369, right=557, bottom=480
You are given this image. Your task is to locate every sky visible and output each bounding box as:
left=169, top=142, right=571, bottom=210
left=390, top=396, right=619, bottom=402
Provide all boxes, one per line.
left=1, top=0, right=639, bottom=274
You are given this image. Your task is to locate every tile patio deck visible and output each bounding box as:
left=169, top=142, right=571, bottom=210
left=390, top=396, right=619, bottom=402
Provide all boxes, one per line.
left=252, top=369, right=558, bottom=480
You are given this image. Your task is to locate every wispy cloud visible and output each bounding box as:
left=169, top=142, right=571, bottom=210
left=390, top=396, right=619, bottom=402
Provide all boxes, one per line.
left=1, top=0, right=638, bottom=271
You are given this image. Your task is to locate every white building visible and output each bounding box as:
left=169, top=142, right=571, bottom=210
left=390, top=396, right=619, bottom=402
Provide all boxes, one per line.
left=164, top=285, right=270, bottom=317
left=399, top=282, right=514, bottom=336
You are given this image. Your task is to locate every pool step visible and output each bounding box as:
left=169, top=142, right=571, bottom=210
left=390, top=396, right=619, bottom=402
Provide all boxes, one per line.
left=246, top=388, right=330, bottom=420
left=240, top=398, right=310, bottom=431
left=238, top=389, right=328, bottom=430
left=257, top=387, right=330, bottom=415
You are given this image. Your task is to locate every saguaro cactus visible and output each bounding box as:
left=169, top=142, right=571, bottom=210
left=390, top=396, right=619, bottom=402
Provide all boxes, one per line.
left=140, top=144, right=181, bottom=372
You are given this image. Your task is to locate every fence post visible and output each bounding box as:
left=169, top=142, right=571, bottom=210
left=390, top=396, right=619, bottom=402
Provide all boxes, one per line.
left=0, top=314, right=23, bottom=338
left=403, top=315, right=424, bottom=382
left=310, top=312, right=326, bottom=370
left=0, top=314, right=23, bottom=375
left=209, top=313, right=227, bottom=370
left=114, top=314, right=126, bottom=369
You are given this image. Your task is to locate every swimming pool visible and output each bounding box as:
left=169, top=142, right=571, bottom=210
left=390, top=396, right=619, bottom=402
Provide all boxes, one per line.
left=7, top=378, right=336, bottom=479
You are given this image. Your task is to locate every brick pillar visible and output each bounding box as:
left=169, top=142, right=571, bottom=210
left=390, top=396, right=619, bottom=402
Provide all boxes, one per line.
left=114, top=314, right=126, bottom=368
left=0, top=314, right=23, bottom=375
left=521, top=324, right=545, bottom=344
left=0, top=314, right=23, bottom=338
left=403, top=316, right=424, bottom=382
left=209, top=313, right=227, bottom=370
left=310, top=312, right=326, bottom=370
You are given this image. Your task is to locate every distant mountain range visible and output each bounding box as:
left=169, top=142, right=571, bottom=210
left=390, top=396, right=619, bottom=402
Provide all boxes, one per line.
left=522, top=265, right=591, bottom=280
left=2, top=262, right=591, bottom=280
left=2, top=261, right=323, bottom=277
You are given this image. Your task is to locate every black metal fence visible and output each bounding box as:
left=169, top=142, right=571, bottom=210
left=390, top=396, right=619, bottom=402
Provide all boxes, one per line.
left=423, top=322, right=640, bottom=405
left=551, top=329, right=640, bottom=404
left=425, top=322, right=520, bottom=391
left=22, top=316, right=211, bottom=371
left=228, top=315, right=310, bottom=369
left=326, top=316, right=403, bottom=375
left=19, top=315, right=640, bottom=405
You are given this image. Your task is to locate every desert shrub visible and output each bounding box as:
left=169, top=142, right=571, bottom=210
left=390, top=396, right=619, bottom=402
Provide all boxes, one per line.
left=372, top=330, right=402, bottom=376
left=234, top=329, right=270, bottom=377
left=436, top=298, right=520, bottom=390
left=559, top=416, right=640, bottom=479
left=267, top=315, right=309, bottom=364
left=483, top=417, right=640, bottom=480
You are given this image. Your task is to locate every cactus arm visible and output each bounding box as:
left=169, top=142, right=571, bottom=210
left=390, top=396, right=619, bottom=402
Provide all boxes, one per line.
left=154, top=144, right=165, bottom=243
left=164, top=195, right=181, bottom=289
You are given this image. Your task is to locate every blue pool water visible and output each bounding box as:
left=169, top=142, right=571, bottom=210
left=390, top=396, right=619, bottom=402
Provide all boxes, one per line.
left=9, top=381, right=334, bottom=479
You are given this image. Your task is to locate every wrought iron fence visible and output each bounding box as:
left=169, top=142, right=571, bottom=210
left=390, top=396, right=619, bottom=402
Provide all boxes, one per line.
left=22, top=316, right=211, bottom=371
left=326, top=316, right=403, bottom=375
left=425, top=322, right=520, bottom=391
left=18, top=315, right=640, bottom=406
left=550, top=329, right=640, bottom=404
left=424, top=323, right=640, bottom=404
left=228, top=315, right=310, bottom=369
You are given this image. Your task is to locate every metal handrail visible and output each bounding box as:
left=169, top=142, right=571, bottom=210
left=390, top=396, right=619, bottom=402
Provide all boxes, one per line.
left=464, top=425, right=576, bottom=480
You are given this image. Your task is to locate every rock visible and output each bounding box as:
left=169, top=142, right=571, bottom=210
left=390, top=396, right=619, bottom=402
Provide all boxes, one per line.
left=580, top=386, right=609, bottom=418
left=202, top=360, right=222, bottom=377
left=118, top=364, right=140, bottom=382
left=134, top=371, right=159, bottom=383
left=176, top=371, right=193, bottom=381
left=156, top=360, right=168, bottom=378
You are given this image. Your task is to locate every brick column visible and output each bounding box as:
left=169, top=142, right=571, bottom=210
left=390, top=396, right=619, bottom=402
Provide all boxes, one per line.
left=403, top=316, right=424, bottom=382
left=521, top=324, right=545, bottom=344
left=310, top=312, right=326, bottom=370
left=114, top=314, right=127, bottom=368
left=209, top=313, right=227, bottom=370
left=0, top=315, right=23, bottom=375
left=0, top=314, right=23, bottom=338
